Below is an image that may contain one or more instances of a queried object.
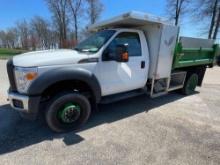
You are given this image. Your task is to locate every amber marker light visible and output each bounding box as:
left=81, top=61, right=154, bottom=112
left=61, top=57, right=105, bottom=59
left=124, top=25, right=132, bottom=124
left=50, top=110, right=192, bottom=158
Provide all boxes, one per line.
left=122, top=52, right=129, bottom=61
left=25, top=72, right=38, bottom=81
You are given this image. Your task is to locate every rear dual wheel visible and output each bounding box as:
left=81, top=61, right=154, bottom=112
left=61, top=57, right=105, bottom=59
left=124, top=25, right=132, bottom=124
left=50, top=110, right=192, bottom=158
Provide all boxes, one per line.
left=182, top=73, right=199, bottom=95
left=46, top=93, right=91, bottom=132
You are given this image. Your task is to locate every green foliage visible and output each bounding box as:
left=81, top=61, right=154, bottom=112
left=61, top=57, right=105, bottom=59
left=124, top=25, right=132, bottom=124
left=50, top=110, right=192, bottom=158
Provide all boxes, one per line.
left=0, top=48, right=27, bottom=59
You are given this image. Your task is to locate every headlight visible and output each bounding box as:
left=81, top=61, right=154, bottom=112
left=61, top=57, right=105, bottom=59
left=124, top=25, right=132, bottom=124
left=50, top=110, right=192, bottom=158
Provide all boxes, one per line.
left=14, top=67, right=38, bottom=93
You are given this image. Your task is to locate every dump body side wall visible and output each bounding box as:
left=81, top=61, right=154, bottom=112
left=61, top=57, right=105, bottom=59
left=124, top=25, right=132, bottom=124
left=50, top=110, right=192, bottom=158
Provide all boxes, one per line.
left=172, top=43, right=219, bottom=69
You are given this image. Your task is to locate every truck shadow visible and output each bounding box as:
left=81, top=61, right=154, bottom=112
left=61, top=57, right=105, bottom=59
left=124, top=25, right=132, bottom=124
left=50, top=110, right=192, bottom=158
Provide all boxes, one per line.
left=0, top=92, right=193, bottom=155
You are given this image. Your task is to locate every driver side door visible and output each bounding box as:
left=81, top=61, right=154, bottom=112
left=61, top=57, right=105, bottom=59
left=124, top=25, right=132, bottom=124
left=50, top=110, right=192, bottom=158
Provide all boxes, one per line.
left=98, top=31, right=147, bottom=96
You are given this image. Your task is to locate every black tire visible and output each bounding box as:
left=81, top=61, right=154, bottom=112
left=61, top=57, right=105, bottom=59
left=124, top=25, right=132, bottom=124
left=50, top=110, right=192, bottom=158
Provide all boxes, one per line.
left=45, top=92, right=91, bottom=132
left=182, top=73, right=199, bottom=95
left=217, top=56, right=220, bottom=66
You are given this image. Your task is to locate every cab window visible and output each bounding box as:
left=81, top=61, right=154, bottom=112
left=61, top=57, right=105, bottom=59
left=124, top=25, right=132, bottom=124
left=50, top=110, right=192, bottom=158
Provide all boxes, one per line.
left=106, top=32, right=142, bottom=57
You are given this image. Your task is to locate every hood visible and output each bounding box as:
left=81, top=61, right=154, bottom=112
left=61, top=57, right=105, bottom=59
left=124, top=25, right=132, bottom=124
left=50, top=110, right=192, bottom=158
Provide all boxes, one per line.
left=13, top=49, right=89, bottom=67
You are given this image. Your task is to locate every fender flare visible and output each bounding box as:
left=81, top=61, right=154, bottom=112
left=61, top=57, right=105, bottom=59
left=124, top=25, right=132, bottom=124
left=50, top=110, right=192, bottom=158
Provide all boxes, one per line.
left=28, top=67, right=102, bottom=103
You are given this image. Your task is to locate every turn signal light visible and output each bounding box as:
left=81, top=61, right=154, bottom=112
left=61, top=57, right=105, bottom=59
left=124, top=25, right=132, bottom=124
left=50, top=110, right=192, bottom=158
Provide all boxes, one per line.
left=122, top=52, right=129, bottom=61
left=25, top=72, right=38, bottom=81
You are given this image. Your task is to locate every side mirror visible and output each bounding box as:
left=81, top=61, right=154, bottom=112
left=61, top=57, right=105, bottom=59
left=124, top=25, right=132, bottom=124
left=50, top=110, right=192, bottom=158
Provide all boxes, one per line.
left=103, top=44, right=129, bottom=62
left=115, top=44, right=129, bottom=62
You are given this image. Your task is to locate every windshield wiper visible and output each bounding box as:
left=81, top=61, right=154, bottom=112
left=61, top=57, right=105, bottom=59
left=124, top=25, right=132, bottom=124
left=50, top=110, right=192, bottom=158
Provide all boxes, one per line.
left=74, top=48, right=83, bottom=52
left=75, top=48, right=97, bottom=53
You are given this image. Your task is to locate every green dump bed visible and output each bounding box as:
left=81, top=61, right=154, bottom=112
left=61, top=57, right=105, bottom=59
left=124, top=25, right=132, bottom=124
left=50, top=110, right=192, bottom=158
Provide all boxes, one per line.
left=172, top=37, right=219, bottom=69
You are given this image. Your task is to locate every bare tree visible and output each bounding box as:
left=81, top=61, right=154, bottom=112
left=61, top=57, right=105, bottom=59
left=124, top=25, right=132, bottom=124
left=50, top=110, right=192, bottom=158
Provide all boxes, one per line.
left=68, top=0, right=84, bottom=42
left=0, top=0, right=105, bottom=49
left=45, top=0, right=69, bottom=48
left=6, top=28, right=18, bottom=48
left=31, top=16, right=52, bottom=49
left=0, top=31, right=7, bottom=48
left=86, top=0, right=103, bottom=25
left=166, top=0, right=190, bottom=26
left=48, top=29, right=59, bottom=49
left=208, top=0, right=218, bottom=39
left=192, top=0, right=220, bottom=39
left=16, top=20, right=30, bottom=49
left=0, top=29, right=18, bottom=48
left=213, top=7, right=220, bottom=39
left=29, top=30, right=38, bottom=50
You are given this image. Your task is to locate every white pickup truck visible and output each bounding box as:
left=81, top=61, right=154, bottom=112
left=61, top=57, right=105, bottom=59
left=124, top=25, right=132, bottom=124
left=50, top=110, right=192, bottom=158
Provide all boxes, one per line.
left=7, top=11, right=219, bottom=132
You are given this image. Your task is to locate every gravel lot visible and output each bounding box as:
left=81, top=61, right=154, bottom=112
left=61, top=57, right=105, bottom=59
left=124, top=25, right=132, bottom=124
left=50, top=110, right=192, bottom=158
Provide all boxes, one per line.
left=0, top=59, right=220, bottom=165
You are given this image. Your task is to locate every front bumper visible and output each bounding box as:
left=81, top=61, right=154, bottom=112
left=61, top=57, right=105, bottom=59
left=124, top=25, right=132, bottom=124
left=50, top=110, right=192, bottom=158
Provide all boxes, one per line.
left=8, top=91, right=41, bottom=117
left=8, top=92, right=29, bottom=112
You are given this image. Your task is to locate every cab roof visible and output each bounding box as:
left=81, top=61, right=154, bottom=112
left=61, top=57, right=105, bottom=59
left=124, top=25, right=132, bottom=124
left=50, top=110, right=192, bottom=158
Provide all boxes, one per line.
left=89, top=11, right=173, bottom=31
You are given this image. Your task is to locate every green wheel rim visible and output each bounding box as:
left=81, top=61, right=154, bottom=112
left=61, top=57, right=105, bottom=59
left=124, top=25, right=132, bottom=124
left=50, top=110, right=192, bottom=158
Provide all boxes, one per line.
left=186, top=74, right=198, bottom=94
left=58, top=103, right=81, bottom=124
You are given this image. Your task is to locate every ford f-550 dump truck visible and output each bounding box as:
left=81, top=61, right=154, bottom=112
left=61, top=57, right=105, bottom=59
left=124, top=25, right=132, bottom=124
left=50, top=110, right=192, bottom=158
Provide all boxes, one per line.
left=7, top=11, right=219, bottom=132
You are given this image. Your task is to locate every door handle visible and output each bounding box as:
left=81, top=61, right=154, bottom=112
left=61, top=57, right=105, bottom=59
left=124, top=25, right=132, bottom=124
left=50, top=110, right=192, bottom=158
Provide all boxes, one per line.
left=141, top=61, right=145, bottom=69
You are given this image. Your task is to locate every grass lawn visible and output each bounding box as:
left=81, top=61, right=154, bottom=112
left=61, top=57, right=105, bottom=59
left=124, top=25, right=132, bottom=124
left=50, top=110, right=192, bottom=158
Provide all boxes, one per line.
left=0, top=48, right=27, bottom=59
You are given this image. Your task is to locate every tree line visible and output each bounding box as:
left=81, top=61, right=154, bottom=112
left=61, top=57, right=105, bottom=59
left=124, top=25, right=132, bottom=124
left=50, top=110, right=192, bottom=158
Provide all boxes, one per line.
left=167, top=0, right=220, bottom=40
left=0, top=0, right=219, bottom=50
left=0, top=0, right=103, bottom=50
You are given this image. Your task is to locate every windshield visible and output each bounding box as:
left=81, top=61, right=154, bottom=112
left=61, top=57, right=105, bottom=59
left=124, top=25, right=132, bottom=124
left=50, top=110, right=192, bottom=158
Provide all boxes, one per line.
left=74, top=30, right=116, bottom=53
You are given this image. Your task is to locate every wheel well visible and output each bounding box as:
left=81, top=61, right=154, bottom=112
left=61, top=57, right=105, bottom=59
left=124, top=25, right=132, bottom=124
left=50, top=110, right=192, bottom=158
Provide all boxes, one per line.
left=41, top=80, right=94, bottom=102
left=174, top=65, right=207, bottom=86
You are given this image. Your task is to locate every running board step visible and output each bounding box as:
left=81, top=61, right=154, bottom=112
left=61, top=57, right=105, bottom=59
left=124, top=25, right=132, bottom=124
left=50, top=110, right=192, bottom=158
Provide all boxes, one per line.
left=150, top=91, right=168, bottom=98
left=168, top=85, right=184, bottom=92
left=100, top=90, right=146, bottom=104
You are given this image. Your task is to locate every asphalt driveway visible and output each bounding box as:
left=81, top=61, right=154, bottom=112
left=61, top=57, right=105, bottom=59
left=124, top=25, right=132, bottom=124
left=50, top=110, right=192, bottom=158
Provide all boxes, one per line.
left=0, top=60, right=220, bottom=165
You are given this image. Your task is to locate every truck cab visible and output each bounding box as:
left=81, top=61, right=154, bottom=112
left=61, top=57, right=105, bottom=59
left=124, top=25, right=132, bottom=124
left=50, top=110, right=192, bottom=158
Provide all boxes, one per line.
left=92, top=28, right=149, bottom=96
left=7, top=11, right=219, bottom=132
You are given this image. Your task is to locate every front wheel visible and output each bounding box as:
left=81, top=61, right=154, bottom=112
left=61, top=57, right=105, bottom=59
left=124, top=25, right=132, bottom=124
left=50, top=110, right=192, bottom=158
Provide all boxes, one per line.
left=45, top=92, right=91, bottom=132
left=182, top=73, right=199, bottom=95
